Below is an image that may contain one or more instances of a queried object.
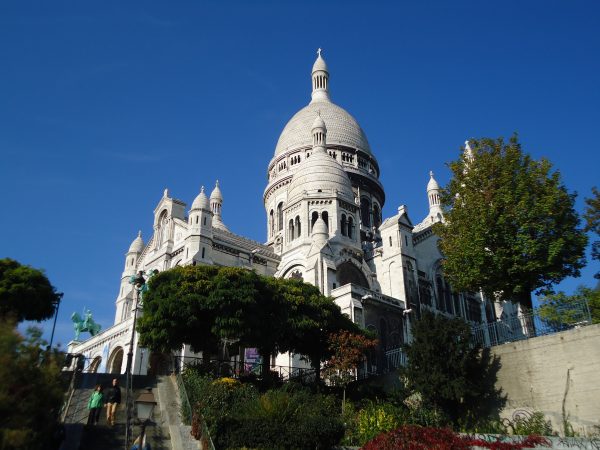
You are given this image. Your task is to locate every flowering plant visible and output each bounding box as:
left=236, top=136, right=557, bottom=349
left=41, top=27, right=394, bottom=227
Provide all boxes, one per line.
left=361, top=425, right=551, bottom=450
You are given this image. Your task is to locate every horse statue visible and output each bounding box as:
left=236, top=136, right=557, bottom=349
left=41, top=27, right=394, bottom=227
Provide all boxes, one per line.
left=71, top=309, right=101, bottom=341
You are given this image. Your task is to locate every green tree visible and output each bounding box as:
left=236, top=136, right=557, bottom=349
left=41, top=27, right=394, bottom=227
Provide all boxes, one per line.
left=0, top=258, right=62, bottom=322
left=538, top=285, right=600, bottom=331
left=435, top=136, right=587, bottom=309
left=137, top=265, right=220, bottom=355
left=401, top=311, right=505, bottom=427
left=584, top=186, right=600, bottom=279
left=138, top=266, right=358, bottom=380
left=0, top=320, right=65, bottom=449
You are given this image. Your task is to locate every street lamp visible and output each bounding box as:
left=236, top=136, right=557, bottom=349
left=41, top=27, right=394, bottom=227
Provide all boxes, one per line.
left=134, top=388, right=156, bottom=450
left=48, top=292, right=63, bottom=349
left=125, top=271, right=146, bottom=449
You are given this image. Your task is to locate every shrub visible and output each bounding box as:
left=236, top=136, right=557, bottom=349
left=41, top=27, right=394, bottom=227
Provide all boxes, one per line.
left=214, top=386, right=344, bottom=449
left=355, top=401, right=403, bottom=444
left=506, top=411, right=553, bottom=436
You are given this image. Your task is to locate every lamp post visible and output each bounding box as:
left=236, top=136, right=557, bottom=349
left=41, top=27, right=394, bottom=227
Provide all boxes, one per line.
left=125, top=271, right=146, bottom=449
left=134, top=388, right=156, bottom=450
left=48, top=292, right=63, bottom=350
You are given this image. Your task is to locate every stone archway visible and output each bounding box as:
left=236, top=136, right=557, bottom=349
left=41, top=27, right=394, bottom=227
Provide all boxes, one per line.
left=88, top=356, right=102, bottom=373
left=337, top=261, right=369, bottom=288
left=107, top=347, right=124, bottom=374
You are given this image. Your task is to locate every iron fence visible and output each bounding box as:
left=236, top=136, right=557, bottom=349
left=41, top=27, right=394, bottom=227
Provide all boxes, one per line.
left=171, top=355, right=317, bottom=384
left=472, top=299, right=592, bottom=348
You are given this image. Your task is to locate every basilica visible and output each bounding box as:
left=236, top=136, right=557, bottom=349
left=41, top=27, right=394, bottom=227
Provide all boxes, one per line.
left=68, top=51, right=502, bottom=375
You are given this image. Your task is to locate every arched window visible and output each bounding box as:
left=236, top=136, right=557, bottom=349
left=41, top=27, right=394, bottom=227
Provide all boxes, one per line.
left=277, top=203, right=284, bottom=231
left=295, top=216, right=301, bottom=238
left=322, top=211, right=329, bottom=231
left=288, top=219, right=295, bottom=241
left=435, top=268, right=453, bottom=313
left=341, top=214, right=347, bottom=236
left=360, top=198, right=371, bottom=228
left=311, top=211, right=319, bottom=231
left=348, top=216, right=354, bottom=239
left=269, top=209, right=274, bottom=237
left=156, top=210, right=168, bottom=247
left=373, top=203, right=381, bottom=228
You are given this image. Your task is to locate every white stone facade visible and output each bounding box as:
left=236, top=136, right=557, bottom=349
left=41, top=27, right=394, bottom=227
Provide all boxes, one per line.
left=69, top=50, right=506, bottom=375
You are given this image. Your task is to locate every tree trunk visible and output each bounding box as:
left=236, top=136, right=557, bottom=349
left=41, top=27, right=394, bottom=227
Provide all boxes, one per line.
left=515, top=289, right=533, bottom=311
left=312, top=359, right=321, bottom=383
left=260, top=349, right=271, bottom=379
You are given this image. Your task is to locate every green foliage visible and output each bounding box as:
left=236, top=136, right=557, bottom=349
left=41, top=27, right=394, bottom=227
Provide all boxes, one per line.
left=506, top=411, right=553, bottom=436
left=0, top=258, right=61, bottom=322
left=354, top=401, right=402, bottom=444
left=584, top=186, right=600, bottom=279
left=435, top=135, right=587, bottom=306
left=138, top=265, right=220, bottom=353
left=538, top=285, right=600, bottom=331
left=139, top=266, right=359, bottom=379
left=401, top=311, right=506, bottom=427
left=0, top=321, right=66, bottom=450
left=183, top=368, right=344, bottom=449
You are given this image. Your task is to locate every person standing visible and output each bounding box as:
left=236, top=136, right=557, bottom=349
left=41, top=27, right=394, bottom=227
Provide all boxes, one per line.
left=86, top=384, right=104, bottom=426
left=105, top=378, right=121, bottom=426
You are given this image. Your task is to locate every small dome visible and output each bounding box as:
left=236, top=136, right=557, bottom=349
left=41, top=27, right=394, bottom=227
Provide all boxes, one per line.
left=191, top=186, right=210, bottom=210
left=427, top=171, right=440, bottom=191
left=312, top=217, right=328, bottom=236
left=287, top=148, right=354, bottom=203
left=312, top=49, right=328, bottom=73
left=210, top=180, right=223, bottom=201
left=312, top=114, right=326, bottom=132
left=128, top=231, right=144, bottom=253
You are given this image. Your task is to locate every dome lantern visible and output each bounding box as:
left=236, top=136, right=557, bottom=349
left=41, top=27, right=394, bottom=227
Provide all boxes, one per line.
left=311, top=113, right=327, bottom=150
left=311, top=48, right=330, bottom=103
left=210, top=180, right=229, bottom=231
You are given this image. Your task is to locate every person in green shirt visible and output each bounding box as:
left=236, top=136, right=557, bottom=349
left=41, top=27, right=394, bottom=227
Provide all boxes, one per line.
left=86, top=384, right=104, bottom=426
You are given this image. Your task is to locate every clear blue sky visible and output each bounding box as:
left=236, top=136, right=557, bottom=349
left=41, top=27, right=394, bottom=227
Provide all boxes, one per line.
left=1, top=1, right=598, bottom=348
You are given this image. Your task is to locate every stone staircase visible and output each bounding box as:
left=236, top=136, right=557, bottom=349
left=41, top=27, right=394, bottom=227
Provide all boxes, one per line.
left=60, top=373, right=173, bottom=450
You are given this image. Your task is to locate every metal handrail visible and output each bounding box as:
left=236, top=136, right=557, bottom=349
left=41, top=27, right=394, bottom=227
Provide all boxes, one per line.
left=472, top=298, right=592, bottom=348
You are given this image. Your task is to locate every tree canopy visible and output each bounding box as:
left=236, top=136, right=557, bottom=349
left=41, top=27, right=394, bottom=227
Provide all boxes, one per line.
left=0, top=258, right=61, bottom=322
left=0, top=320, right=65, bottom=449
left=401, top=311, right=505, bottom=427
left=584, top=186, right=600, bottom=279
left=137, top=265, right=360, bottom=378
left=538, top=285, right=600, bottom=331
left=434, top=135, right=587, bottom=307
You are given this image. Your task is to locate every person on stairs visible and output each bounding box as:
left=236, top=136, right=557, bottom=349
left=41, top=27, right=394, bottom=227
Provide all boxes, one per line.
left=105, top=378, right=121, bottom=426
left=86, top=384, right=104, bottom=426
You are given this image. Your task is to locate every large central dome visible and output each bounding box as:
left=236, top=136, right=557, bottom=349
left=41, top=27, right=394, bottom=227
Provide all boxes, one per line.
left=275, top=101, right=372, bottom=156
left=274, top=50, right=371, bottom=157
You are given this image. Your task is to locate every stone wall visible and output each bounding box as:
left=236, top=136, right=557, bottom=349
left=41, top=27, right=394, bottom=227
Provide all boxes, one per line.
left=492, top=323, right=600, bottom=436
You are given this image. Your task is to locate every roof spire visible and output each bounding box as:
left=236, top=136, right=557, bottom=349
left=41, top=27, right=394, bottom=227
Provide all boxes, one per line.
left=311, top=48, right=330, bottom=103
